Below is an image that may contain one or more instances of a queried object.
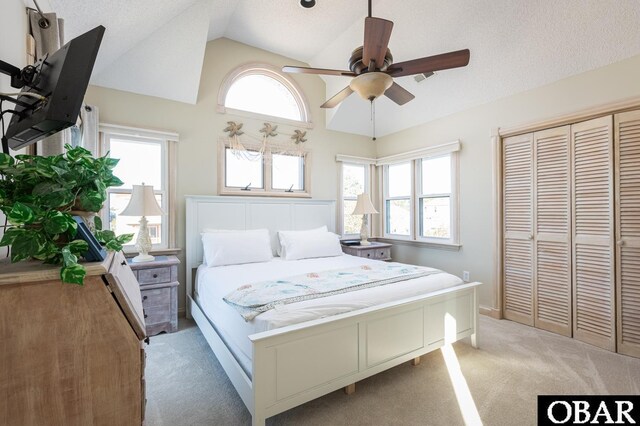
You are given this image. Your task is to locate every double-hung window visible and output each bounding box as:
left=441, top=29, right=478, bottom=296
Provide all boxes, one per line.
left=382, top=144, right=459, bottom=247
left=102, top=128, right=174, bottom=250
left=340, top=162, right=370, bottom=237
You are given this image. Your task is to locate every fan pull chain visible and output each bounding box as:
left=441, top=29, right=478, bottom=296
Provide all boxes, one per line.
left=371, top=99, right=377, bottom=141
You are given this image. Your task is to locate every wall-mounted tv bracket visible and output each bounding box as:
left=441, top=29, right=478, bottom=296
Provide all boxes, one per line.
left=0, top=59, right=45, bottom=108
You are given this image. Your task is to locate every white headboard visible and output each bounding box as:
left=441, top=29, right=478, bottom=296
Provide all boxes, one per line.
left=185, top=195, right=336, bottom=301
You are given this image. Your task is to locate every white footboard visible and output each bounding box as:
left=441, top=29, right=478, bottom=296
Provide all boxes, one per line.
left=248, top=282, right=481, bottom=425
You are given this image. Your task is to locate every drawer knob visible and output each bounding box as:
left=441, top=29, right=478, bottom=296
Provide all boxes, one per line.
left=121, top=260, right=127, bottom=266
left=153, top=274, right=158, bottom=278
left=367, top=253, right=371, bottom=257
left=143, top=295, right=148, bottom=301
left=144, top=313, right=148, bottom=319
left=380, top=252, right=384, bottom=255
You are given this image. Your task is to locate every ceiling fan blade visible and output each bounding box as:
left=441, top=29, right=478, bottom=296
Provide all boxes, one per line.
left=362, top=17, right=394, bottom=70
left=321, top=86, right=354, bottom=108
left=386, top=49, right=470, bottom=77
left=282, top=65, right=356, bottom=77
left=384, top=82, right=415, bottom=106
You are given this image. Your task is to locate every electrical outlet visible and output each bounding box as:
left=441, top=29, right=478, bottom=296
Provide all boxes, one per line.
left=462, top=271, right=470, bottom=282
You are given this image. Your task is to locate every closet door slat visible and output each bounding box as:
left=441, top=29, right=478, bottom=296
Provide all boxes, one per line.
left=615, top=110, right=640, bottom=358
left=503, top=133, right=534, bottom=325
left=534, top=126, right=572, bottom=336
left=572, top=115, right=615, bottom=351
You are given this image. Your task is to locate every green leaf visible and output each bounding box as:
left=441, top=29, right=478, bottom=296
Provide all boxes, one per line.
left=43, top=211, right=71, bottom=234
left=60, top=264, right=86, bottom=285
left=7, top=202, right=35, bottom=225
left=67, top=239, right=89, bottom=256
left=0, top=152, right=14, bottom=169
left=95, top=229, right=115, bottom=243
left=77, top=189, right=105, bottom=212
left=10, top=230, right=45, bottom=262
left=116, top=233, right=134, bottom=245
left=106, top=176, right=124, bottom=187
left=94, top=216, right=103, bottom=231
left=105, top=239, right=123, bottom=251
left=61, top=246, right=78, bottom=267
left=0, top=227, right=25, bottom=247
left=105, top=157, right=119, bottom=169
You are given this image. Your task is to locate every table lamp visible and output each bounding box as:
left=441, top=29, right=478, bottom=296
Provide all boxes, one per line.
left=352, top=193, right=378, bottom=246
left=120, top=183, right=165, bottom=263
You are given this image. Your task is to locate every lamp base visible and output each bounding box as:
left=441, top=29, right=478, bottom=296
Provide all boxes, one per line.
left=360, top=239, right=372, bottom=246
left=132, top=253, right=155, bottom=263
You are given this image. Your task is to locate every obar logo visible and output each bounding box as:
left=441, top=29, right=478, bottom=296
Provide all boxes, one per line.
left=539, top=396, right=639, bottom=425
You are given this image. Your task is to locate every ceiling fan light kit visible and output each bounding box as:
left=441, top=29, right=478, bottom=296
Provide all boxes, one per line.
left=349, top=72, right=393, bottom=101
left=283, top=0, right=470, bottom=135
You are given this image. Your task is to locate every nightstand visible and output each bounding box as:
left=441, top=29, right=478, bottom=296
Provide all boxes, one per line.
left=341, top=241, right=392, bottom=261
left=128, top=255, right=179, bottom=336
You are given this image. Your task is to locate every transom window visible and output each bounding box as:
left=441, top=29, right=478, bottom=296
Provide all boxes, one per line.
left=219, top=64, right=310, bottom=124
left=220, top=143, right=310, bottom=197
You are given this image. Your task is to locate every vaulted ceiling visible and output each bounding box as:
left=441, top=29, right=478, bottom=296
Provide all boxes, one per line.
left=49, top=0, right=640, bottom=137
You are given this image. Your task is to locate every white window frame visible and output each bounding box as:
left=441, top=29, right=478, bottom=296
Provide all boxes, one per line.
left=382, top=161, right=414, bottom=241
left=217, top=63, right=312, bottom=128
left=339, top=162, right=371, bottom=238
left=102, top=131, right=171, bottom=250
left=415, top=153, right=458, bottom=245
left=219, top=141, right=311, bottom=198
left=379, top=142, right=460, bottom=248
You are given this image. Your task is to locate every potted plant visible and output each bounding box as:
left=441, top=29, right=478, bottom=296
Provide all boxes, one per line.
left=0, top=144, right=133, bottom=284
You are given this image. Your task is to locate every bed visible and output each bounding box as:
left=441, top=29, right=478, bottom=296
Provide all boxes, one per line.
left=185, top=196, right=481, bottom=426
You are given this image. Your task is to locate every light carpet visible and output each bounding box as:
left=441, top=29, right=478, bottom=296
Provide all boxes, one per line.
left=144, top=316, right=640, bottom=425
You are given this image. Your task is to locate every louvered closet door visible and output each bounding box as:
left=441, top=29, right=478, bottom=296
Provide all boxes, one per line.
left=503, top=133, right=534, bottom=326
left=571, top=116, right=615, bottom=351
left=534, top=126, right=572, bottom=336
left=615, top=110, right=640, bottom=358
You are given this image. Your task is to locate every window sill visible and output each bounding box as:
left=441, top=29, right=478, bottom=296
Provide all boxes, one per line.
left=373, top=237, right=462, bottom=252
left=123, top=247, right=182, bottom=257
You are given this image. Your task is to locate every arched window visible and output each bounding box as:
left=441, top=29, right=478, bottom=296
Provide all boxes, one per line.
left=218, top=64, right=310, bottom=124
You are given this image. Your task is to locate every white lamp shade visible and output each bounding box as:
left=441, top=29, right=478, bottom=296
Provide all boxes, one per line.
left=120, top=184, right=165, bottom=217
left=352, top=193, right=379, bottom=215
left=349, top=72, right=393, bottom=101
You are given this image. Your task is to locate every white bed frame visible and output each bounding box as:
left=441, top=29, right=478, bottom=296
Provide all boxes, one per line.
left=185, top=196, right=481, bottom=426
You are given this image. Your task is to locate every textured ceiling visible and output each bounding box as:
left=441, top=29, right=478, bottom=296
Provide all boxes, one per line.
left=46, top=0, right=640, bottom=136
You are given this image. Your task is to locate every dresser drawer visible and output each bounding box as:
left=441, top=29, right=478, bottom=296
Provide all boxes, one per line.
left=375, top=247, right=391, bottom=260
left=143, top=305, right=171, bottom=325
left=138, top=266, right=172, bottom=285
left=141, top=287, right=171, bottom=308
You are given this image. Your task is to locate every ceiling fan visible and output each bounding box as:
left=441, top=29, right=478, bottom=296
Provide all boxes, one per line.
left=282, top=0, right=470, bottom=109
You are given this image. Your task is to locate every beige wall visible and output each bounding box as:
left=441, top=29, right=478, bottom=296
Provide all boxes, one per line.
left=85, top=38, right=375, bottom=312
left=375, top=53, right=640, bottom=310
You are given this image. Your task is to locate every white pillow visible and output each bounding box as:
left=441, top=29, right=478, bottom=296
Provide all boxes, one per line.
left=201, top=229, right=272, bottom=267
left=276, top=226, right=327, bottom=257
left=278, top=227, right=343, bottom=261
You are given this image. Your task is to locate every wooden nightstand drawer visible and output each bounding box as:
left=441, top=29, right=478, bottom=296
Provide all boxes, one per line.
left=143, top=304, right=171, bottom=325
left=141, top=287, right=171, bottom=308
left=341, top=242, right=392, bottom=261
left=375, top=247, right=391, bottom=260
left=138, top=266, right=172, bottom=285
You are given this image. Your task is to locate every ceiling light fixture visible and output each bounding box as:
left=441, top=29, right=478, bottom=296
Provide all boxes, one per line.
left=299, top=0, right=316, bottom=8
left=349, top=72, right=393, bottom=102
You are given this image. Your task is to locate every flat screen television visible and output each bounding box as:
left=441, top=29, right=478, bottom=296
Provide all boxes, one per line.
left=4, top=25, right=105, bottom=150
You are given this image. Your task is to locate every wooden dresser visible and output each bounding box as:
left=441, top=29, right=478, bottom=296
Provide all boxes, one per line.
left=128, top=255, right=179, bottom=336
left=0, top=252, right=147, bottom=426
left=341, top=241, right=392, bottom=261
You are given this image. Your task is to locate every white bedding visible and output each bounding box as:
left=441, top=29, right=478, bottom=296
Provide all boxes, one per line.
left=195, top=254, right=463, bottom=375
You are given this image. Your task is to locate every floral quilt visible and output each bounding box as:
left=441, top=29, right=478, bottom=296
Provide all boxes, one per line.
left=223, top=263, right=442, bottom=321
